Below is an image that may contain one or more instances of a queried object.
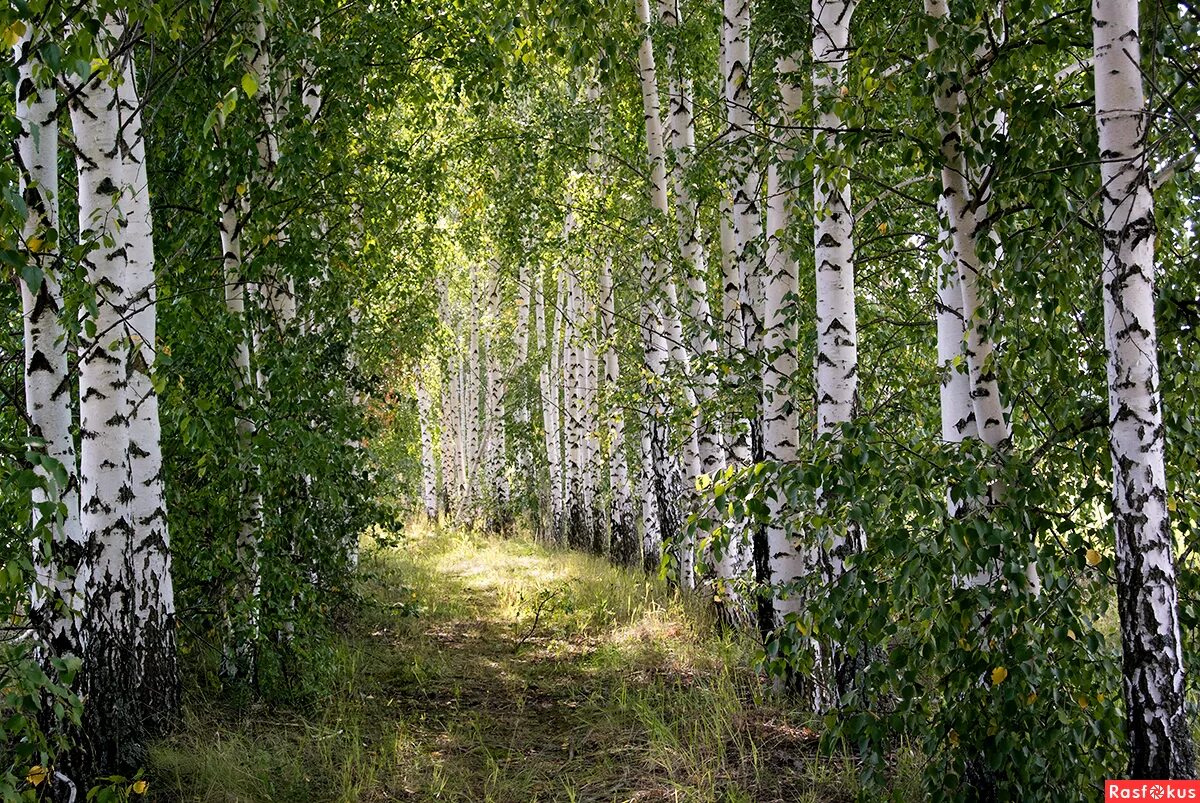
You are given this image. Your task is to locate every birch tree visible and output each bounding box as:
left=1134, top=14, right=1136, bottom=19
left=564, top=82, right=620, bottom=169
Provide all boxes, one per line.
left=599, top=256, right=638, bottom=566
left=417, top=373, right=439, bottom=520
left=762, top=55, right=807, bottom=626
left=1092, top=0, right=1195, bottom=777
left=16, top=24, right=86, bottom=664
left=811, top=0, right=860, bottom=710
left=115, top=44, right=178, bottom=727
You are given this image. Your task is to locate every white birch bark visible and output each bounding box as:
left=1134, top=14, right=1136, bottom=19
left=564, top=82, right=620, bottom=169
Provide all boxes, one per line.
left=635, top=0, right=686, bottom=576
left=723, top=0, right=763, bottom=354
left=763, top=56, right=807, bottom=623
left=658, top=0, right=725, bottom=485
left=812, top=0, right=860, bottom=712
left=114, top=49, right=177, bottom=723
left=599, top=257, right=638, bottom=566
left=484, top=271, right=507, bottom=524
left=925, top=0, right=1041, bottom=595
left=465, top=280, right=482, bottom=514
left=417, top=374, right=439, bottom=519
left=247, top=7, right=296, bottom=325
left=218, top=189, right=263, bottom=676
left=934, top=197, right=979, bottom=454
left=1093, top=0, right=1195, bottom=777
left=16, top=26, right=87, bottom=662
left=541, top=271, right=567, bottom=540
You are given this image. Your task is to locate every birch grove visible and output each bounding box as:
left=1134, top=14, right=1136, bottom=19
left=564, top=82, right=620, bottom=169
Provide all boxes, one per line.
left=2, top=0, right=1198, bottom=796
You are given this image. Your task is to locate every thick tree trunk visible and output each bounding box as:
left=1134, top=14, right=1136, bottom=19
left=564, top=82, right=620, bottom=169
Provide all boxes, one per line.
left=1092, top=0, right=1195, bottom=778
left=68, top=15, right=156, bottom=774
left=15, top=27, right=86, bottom=666
left=115, top=51, right=178, bottom=729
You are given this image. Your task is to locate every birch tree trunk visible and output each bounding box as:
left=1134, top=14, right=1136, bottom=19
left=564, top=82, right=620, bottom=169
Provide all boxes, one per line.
left=763, top=56, right=807, bottom=625
left=723, top=0, right=764, bottom=357
left=635, top=0, right=685, bottom=576
left=1092, top=0, right=1195, bottom=777
left=599, top=257, right=638, bottom=567
left=417, top=374, right=439, bottom=520
left=541, top=271, right=567, bottom=541
left=68, top=16, right=152, bottom=772
left=564, top=265, right=587, bottom=548
left=812, top=0, right=860, bottom=712
left=925, top=0, right=1041, bottom=595
left=16, top=26, right=86, bottom=664
left=218, top=189, right=262, bottom=678
left=484, top=272, right=508, bottom=528
left=934, top=198, right=979, bottom=455
left=512, top=261, right=533, bottom=512
left=248, top=6, right=296, bottom=325
left=115, top=50, right=178, bottom=728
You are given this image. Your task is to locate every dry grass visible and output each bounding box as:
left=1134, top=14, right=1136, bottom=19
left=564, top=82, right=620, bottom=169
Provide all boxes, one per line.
left=149, top=521, right=913, bottom=802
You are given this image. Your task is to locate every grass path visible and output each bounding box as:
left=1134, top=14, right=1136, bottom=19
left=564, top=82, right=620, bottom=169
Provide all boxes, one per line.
left=152, top=524, right=874, bottom=802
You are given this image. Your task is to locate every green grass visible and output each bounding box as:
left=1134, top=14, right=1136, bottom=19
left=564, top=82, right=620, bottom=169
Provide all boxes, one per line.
left=149, top=521, right=916, bottom=802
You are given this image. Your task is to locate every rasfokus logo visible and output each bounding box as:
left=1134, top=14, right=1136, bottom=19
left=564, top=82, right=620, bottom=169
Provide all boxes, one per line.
left=1106, top=781, right=1200, bottom=800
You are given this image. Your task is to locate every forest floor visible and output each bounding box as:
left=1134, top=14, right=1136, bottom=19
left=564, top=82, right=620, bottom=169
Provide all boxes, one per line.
left=150, top=522, right=917, bottom=802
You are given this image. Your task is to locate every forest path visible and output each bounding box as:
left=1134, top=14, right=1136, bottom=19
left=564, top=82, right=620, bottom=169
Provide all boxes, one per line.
left=152, top=523, right=867, bottom=802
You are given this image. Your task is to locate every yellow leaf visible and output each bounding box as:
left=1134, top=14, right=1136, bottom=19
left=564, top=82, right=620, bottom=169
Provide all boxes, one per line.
left=1026, top=692, right=1038, bottom=705
left=3, top=20, right=26, bottom=49
left=1085, top=548, right=1102, bottom=566
left=26, top=766, right=48, bottom=787
left=1077, top=694, right=1088, bottom=709
left=990, top=666, right=1008, bottom=686
left=27, top=236, right=44, bottom=253
left=948, top=729, right=959, bottom=746
left=241, top=72, right=259, bottom=97
left=236, top=183, right=247, bottom=196
left=131, top=780, right=149, bottom=795
left=877, top=221, right=888, bottom=235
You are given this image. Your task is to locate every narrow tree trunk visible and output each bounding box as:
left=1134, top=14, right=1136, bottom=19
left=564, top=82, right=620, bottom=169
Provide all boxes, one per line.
left=634, top=0, right=686, bottom=576
left=812, top=0, right=860, bottom=712
left=1093, top=0, right=1195, bottom=777
left=218, top=189, right=262, bottom=679
left=723, top=0, right=764, bottom=357
left=763, top=56, right=807, bottom=626
left=925, top=0, right=1041, bottom=594
left=599, top=257, right=638, bottom=567
left=417, top=375, right=439, bottom=519
left=248, top=6, right=296, bottom=325
left=543, top=271, right=567, bottom=541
